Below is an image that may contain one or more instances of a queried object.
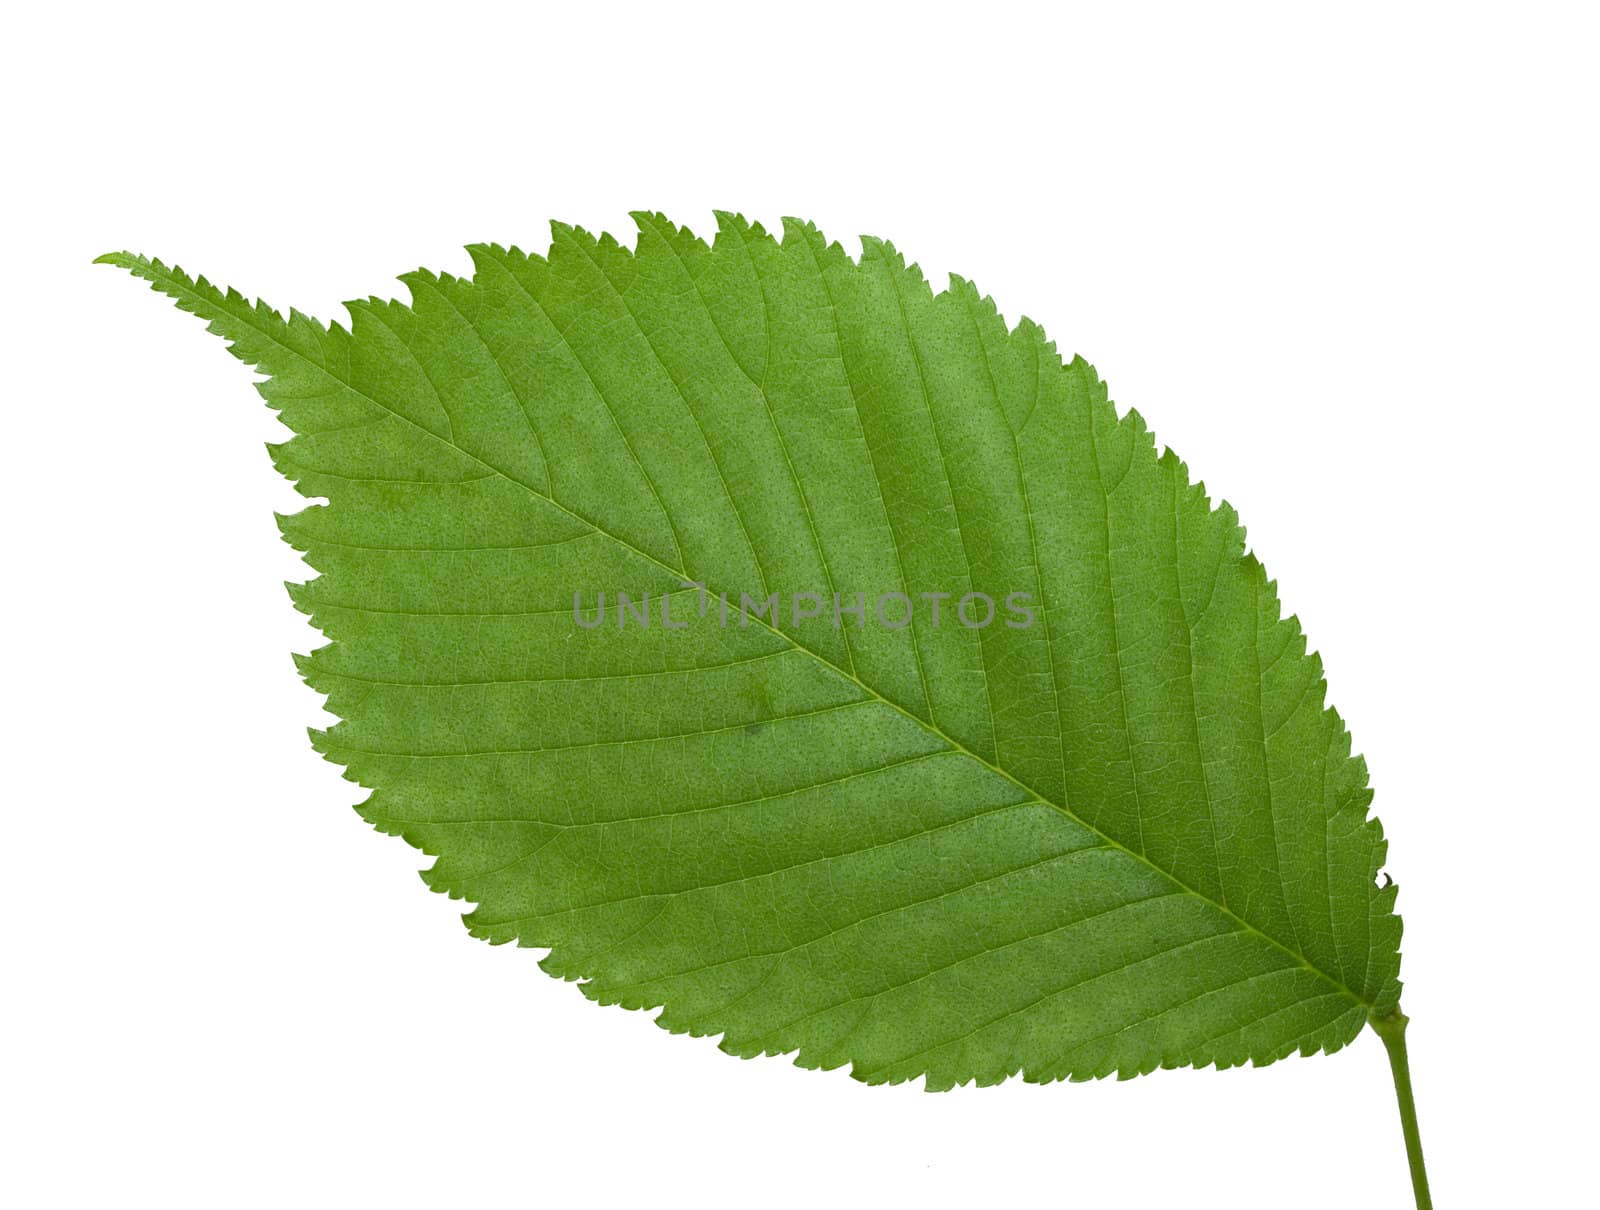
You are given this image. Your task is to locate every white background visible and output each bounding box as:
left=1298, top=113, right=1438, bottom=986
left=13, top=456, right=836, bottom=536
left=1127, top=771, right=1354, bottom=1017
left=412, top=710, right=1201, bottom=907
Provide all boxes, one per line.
left=5, top=3, right=1596, bottom=1206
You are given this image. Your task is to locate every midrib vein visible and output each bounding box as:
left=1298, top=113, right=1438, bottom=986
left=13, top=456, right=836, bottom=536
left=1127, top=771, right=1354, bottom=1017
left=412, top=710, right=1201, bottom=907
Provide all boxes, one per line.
left=134, top=259, right=1374, bottom=1014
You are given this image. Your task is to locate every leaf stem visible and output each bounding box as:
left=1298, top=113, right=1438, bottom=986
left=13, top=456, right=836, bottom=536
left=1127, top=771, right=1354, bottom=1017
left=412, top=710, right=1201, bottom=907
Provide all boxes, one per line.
left=1370, top=1008, right=1432, bottom=1209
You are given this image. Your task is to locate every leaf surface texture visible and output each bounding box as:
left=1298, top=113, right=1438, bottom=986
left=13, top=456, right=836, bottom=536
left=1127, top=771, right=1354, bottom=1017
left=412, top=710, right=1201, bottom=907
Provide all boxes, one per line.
left=104, top=214, right=1402, bottom=1087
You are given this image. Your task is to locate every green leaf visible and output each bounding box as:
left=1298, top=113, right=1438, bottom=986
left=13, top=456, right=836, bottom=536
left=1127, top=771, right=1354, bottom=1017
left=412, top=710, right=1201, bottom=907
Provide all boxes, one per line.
left=100, top=213, right=1403, bottom=1092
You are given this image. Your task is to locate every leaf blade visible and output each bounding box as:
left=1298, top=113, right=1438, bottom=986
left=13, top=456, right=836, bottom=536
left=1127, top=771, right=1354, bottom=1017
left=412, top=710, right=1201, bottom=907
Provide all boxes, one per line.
left=102, top=220, right=1401, bottom=1088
